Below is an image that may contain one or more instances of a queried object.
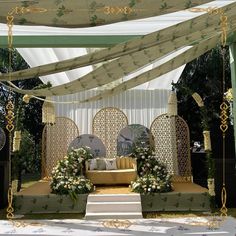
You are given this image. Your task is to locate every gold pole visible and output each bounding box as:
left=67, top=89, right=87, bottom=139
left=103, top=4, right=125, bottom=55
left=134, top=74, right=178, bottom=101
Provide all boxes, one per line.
left=6, top=13, right=15, bottom=220
left=4, top=5, right=48, bottom=221
left=5, top=100, right=14, bottom=220
left=219, top=13, right=228, bottom=216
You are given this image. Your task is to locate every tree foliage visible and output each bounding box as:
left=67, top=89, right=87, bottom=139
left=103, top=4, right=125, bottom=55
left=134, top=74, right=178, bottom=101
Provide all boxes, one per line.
left=0, top=48, right=45, bottom=178
left=173, top=46, right=231, bottom=143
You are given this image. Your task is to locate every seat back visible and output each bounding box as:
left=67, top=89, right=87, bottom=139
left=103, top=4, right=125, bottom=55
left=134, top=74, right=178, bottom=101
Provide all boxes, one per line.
left=116, top=157, right=136, bottom=169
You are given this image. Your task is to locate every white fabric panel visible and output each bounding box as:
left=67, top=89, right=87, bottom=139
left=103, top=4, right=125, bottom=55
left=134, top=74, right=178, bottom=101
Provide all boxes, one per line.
left=10, top=0, right=233, bottom=89
left=16, top=48, right=93, bottom=86
left=54, top=89, right=171, bottom=134
left=0, top=11, right=200, bottom=36
left=17, top=46, right=186, bottom=90
left=130, top=47, right=189, bottom=90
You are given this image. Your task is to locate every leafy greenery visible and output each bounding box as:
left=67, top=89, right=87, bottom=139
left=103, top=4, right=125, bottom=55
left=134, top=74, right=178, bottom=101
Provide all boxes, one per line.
left=0, top=48, right=50, bottom=191
left=51, top=147, right=94, bottom=198
left=173, top=46, right=231, bottom=142
left=173, top=46, right=233, bottom=210
left=131, top=174, right=172, bottom=194
left=131, top=145, right=172, bottom=194
left=12, top=130, right=39, bottom=177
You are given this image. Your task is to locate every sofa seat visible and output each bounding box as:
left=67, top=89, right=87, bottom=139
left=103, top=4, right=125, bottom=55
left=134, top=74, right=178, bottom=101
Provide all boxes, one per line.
left=85, top=157, right=137, bottom=185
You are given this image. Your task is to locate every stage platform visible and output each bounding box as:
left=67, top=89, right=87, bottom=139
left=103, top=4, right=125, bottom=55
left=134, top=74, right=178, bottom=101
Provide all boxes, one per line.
left=14, top=181, right=210, bottom=214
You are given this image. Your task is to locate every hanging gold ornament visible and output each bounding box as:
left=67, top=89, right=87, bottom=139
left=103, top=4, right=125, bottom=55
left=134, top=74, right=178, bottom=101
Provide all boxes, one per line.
left=192, top=93, right=204, bottom=107
left=6, top=187, right=14, bottom=219
left=42, top=97, right=56, bottom=124
left=167, top=91, right=178, bottom=116
left=23, top=94, right=31, bottom=103
left=5, top=100, right=15, bottom=132
left=207, top=178, right=216, bottom=196
left=203, top=130, right=212, bottom=151
left=12, top=130, right=21, bottom=152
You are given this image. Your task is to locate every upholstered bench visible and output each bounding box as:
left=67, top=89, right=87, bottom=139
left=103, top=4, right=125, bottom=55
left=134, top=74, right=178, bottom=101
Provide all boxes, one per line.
left=85, top=157, right=137, bottom=185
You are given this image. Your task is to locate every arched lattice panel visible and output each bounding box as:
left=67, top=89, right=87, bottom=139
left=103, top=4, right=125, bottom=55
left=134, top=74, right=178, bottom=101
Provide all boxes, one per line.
left=42, top=117, right=79, bottom=178
left=93, top=107, right=128, bottom=158
left=175, top=115, right=191, bottom=178
left=150, top=114, right=191, bottom=181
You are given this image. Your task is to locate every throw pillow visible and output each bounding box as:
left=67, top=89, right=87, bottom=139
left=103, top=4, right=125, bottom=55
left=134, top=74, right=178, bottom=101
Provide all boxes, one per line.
left=96, top=158, right=106, bottom=170
left=105, top=158, right=117, bottom=170
left=89, top=159, right=97, bottom=170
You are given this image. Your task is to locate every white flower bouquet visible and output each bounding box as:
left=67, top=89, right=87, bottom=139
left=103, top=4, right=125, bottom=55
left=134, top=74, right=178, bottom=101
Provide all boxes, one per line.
left=50, top=147, right=94, bottom=197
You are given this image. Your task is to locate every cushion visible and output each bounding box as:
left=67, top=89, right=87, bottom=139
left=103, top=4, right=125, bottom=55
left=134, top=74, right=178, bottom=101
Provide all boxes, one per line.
left=116, top=157, right=134, bottom=169
left=89, top=159, right=97, bottom=170
left=96, top=158, right=106, bottom=170
left=105, top=158, right=117, bottom=170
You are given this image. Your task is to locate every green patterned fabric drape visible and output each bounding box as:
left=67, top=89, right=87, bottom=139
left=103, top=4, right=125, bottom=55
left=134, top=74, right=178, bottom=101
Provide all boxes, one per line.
left=0, top=0, right=213, bottom=27
left=2, top=1, right=236, bottom=98
left=1, top=2, right=236, bottom=103
left=81, top=35, right=224, bottom=103
left=2, top=2, right=236, bottom=83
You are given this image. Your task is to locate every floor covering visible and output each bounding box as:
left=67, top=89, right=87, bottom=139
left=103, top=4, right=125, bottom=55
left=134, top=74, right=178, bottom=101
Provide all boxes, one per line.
left=16, top=181, right=208, bottom=195
left=0, top=216, right=236, bottom=236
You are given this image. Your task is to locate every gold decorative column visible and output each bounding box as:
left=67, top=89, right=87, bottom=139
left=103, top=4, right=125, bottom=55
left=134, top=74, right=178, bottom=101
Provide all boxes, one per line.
left=5, top=99, right=15, bottom=220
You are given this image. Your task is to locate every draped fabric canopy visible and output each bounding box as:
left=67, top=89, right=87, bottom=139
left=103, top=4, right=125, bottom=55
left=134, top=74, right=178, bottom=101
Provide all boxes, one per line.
left=0, top=0, right=235, bottom=102
left=0, top=0, right=213, bottom=27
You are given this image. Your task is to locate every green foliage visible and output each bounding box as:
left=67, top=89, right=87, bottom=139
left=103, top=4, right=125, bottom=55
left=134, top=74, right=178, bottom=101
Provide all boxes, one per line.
left=173, top=46, right=231, bottom=142
left=0, top=48, right=51, bottom=178
left=51, top=147, right=94, bottom=196
left=12, top=130, right=39, bottom=178
left=206, top=151, right=215, bottom=179
left=131, top=145, right=172, bottom=194
left=173, top=46, right=232, bottom=185
left=131, top=143, right=153, bottom=174
left=131, top=174, right=172, bottom=194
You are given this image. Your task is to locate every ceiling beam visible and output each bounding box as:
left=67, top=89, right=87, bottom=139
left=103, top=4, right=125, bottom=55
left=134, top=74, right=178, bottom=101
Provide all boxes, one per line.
left=0, top=35, right=139, bottom=48
left=0, top=30, right=235, bottom=48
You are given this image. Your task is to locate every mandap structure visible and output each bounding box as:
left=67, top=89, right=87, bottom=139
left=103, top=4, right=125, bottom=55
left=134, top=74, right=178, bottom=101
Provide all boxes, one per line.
left=0, top=0, right=236, bottom=217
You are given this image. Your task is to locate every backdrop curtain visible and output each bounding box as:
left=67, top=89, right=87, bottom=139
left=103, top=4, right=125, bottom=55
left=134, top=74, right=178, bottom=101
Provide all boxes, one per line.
left=54, top=89, right=171, bottom=135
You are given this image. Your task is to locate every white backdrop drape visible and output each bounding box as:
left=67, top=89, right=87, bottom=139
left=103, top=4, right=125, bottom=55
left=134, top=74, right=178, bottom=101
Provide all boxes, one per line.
left=54, top=89, right=172, bottom=135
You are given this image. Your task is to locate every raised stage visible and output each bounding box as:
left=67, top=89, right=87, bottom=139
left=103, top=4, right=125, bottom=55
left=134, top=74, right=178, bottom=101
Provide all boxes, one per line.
left=14, top=181, right=210, bottom=215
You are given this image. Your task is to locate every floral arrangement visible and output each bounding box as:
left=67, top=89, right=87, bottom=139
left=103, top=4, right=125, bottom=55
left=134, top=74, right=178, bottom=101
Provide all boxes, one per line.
left=131, top=144, right=154, bottom=174
left=131, top=144, right=172, bottom=194
left=131, top=174, right=172, bottom=194
left=51, top=147, right=94, bottom=198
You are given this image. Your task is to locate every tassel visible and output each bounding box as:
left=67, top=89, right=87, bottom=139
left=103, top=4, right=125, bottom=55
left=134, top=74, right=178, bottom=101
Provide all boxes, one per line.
left=192, top=93, right=204, bottom=107
left=42, top=97, right=55, bottom=124
left=207, top=178, right=216, bottom=196
left=203, top=130, right=212, bottom=151
left=23, top=94, right=31, bottom=103
left=13, top=130, right=21, bottom=152
left=167, top=91, right=178, bottom=116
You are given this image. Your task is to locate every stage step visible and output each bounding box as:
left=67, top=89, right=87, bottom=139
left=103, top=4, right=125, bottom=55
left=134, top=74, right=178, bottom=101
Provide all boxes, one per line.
left=85, top=212, right=142, bottom=219
left=87, top=194, right=141, bottom=202
left=85, top=194, right=143, bottom=219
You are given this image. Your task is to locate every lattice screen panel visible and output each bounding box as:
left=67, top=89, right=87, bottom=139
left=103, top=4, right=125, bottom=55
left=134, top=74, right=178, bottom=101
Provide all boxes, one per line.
left=175, top=115, right=191, bottom=178
left=42, top=117, right=79, bottom=178
left=93, top=107, right=128, bottom=158
left=150, top=114, right=191, bottom=181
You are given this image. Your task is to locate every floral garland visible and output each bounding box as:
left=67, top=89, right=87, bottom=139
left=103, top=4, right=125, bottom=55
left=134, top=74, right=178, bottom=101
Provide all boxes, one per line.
left=131, top=145, right=172, bottom=194
left=50, top=147, right=94, bottom=199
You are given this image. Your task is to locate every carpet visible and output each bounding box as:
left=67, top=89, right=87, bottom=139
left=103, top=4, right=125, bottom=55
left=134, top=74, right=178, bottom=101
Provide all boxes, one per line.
left=0, top=216, right=236, bottom=235
left=16, top=181, right=207, bottom=195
